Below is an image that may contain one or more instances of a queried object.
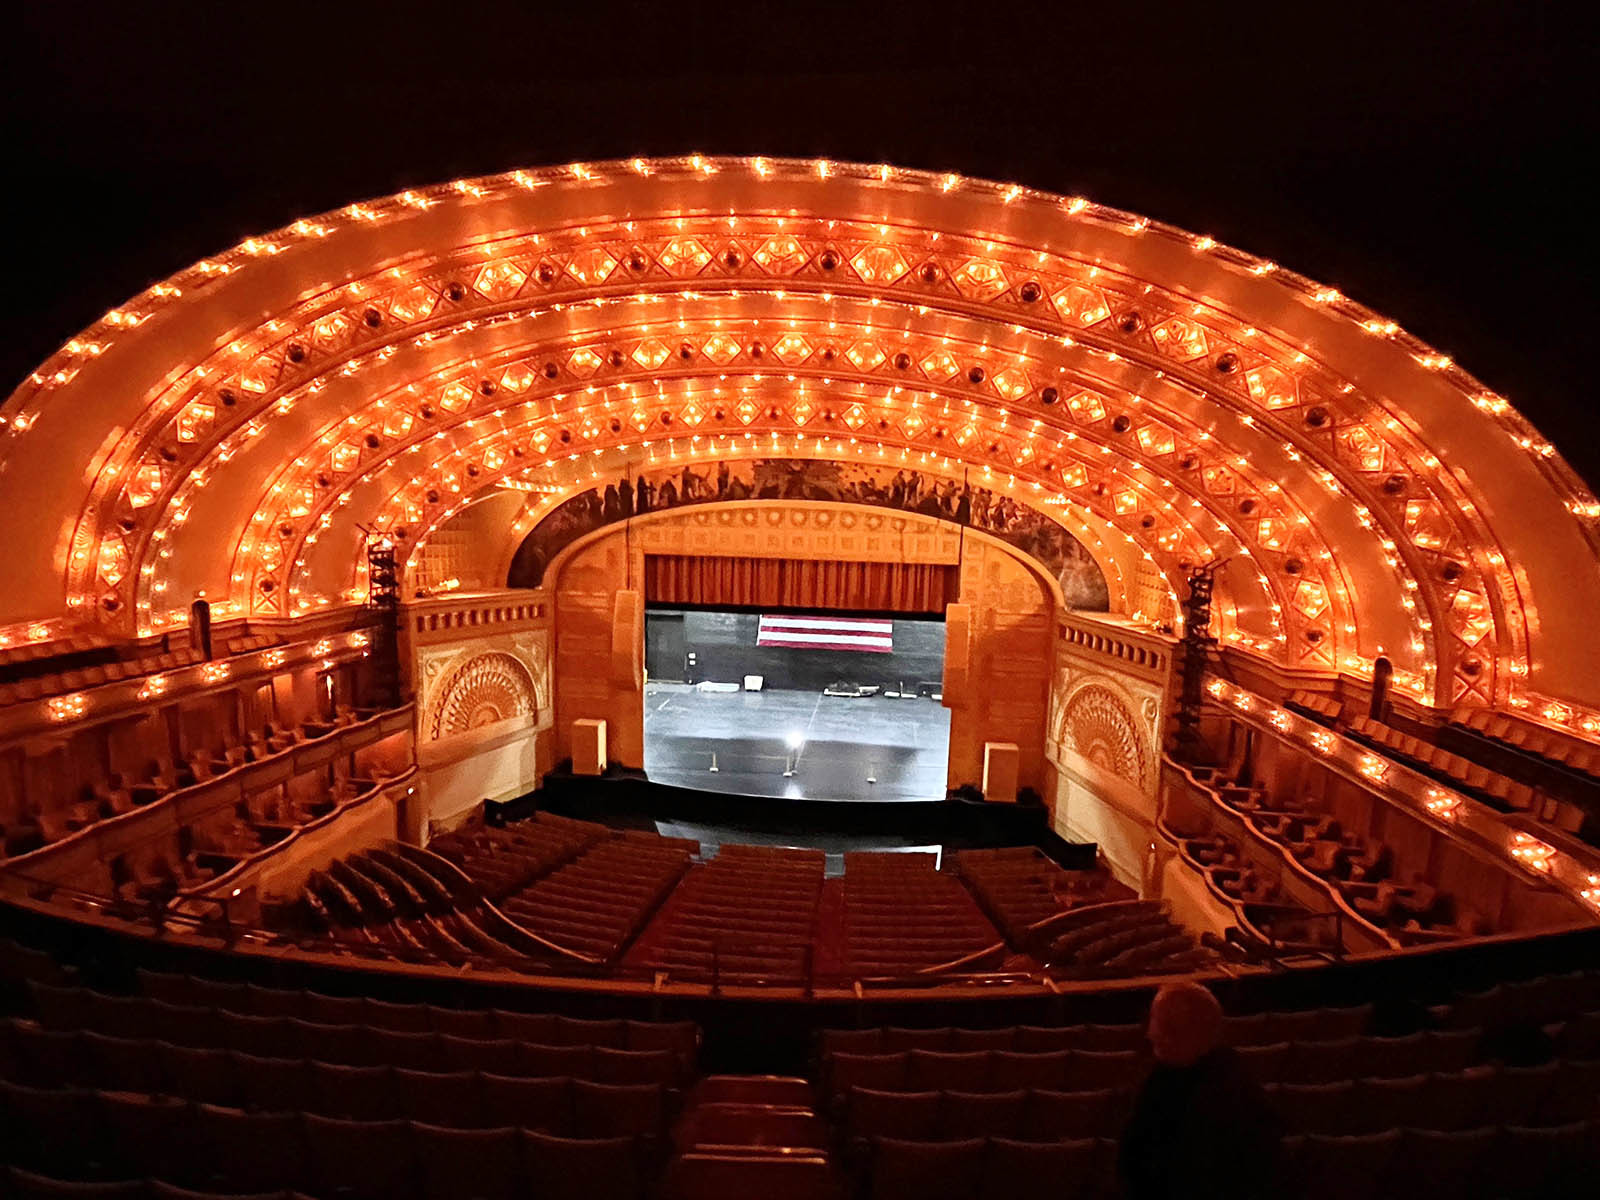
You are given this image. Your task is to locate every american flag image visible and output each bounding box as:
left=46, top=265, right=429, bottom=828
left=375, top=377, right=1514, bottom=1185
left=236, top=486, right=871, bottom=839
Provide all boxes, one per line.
left=756, top=615, right=894, bottom=653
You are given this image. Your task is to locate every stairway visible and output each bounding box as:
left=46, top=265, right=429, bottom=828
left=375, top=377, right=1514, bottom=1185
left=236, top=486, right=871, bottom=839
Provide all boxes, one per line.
left=664, top=1075, right=845, bottom=1199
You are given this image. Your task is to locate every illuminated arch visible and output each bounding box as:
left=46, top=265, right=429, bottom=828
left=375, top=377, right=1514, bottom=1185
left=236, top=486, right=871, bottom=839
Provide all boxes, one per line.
left=3, top=157, right=1596, bottom=733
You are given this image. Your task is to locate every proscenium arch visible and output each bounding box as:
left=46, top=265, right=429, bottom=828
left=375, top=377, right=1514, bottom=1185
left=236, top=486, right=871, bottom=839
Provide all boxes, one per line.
left=3, top=157, right=1596, bottom=731
left=538, top=497, right=1065, bottom=790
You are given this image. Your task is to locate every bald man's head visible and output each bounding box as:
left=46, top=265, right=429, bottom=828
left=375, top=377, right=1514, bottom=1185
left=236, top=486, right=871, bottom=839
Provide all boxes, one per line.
left=1147, top=981, right=1224, bottom=1066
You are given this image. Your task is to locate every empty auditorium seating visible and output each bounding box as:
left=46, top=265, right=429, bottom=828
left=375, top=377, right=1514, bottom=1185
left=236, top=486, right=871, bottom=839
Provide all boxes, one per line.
left=493, top=827, right=695, bottom=962
left=954, top=847, right=1088, bottom=940
left=1189, top=769, right=1482, bottom=943
left=0, top=974, right=700, bottom=1199
left=1451, top=706, right=1600, bottom=779
left=823, top=851, right=1005, bottom=978
left=428, top=815, right=604, bottom=901
left=1285, top=690, right=1343, bottom=726
left=625, top=842, right=824, bottom=986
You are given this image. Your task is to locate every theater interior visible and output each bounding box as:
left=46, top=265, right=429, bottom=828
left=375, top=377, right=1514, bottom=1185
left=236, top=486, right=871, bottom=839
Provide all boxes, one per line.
left=1, top=156, right=1598, bottom=1198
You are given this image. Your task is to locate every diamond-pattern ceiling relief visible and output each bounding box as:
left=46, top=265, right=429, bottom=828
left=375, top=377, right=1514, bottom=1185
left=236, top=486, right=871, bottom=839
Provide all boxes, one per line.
left=851, top=245, right=909, bottom=284
left=952, top=259, right=1009, bottom=299
left=38, top=165, right=1566, bottom=721
left=753, top=236, right=806, bottom=272
left=659, top=238, right=712, bottom=273
left=632, top=339, right=672, bottom=369
left=1151, top=318, right=1208, bottom=360
left=565, top=248, right=618, bottom=285
left=1052, top=284, right=1111, bottom=325
left=473, top=261, right=527, bottom=300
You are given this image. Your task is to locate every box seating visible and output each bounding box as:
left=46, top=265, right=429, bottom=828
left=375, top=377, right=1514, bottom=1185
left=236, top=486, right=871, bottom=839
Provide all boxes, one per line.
left=1194, top=772, right=1481, bottom=941
left=3, top=704, right=387, bottom=865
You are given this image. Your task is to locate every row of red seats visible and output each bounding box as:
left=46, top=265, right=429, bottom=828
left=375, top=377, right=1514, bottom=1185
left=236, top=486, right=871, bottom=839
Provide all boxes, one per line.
left=302, top=852, right=539, bottom=968
left=1346, top=716, right=1584, bottom=830
left=821, top=1021, right=1154, bottom=1057
left=0, top=1058, right=672, bottom=1135
left=1452, top=706, right=1600, bottom=776
left=0, top=647, right=206, bottom=708
left=1264, top=1061, right=1600, bottom=1134
left=1285, top=689, right=1342, bottom=724
left=429, top=815, right=602, bottom=901
left=628, top=843, right=824, bottom=985
left=836, top=852, right=1002, bottom=977
left=845, top=1083, right=1138, bottom=1145
left=3, top=1020, right=685, bottom=1091
left=0, top=1085, right=652, bottom=1200
left=495, top=831, right=694, bottom=962
left=822, top=1048, right=1149, bottom=1105
left=132, top=969, right=698, bottom=1054
left=858, top=1123, right=1600, bottom=1200
left=952, top=848, right=1067, bottom=938
left=1037, top=900, right=1211, bottom=978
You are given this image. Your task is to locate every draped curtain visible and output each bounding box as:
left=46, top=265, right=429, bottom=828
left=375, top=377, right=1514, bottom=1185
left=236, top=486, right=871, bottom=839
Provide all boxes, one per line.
left=644, top=555, right=956, bottom=614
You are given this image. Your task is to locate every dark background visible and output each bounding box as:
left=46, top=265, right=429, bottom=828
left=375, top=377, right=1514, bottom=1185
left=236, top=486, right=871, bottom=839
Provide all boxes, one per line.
left=5, top=4, right=1595, bottom=481
left=646, top=610, right=946, bottom=692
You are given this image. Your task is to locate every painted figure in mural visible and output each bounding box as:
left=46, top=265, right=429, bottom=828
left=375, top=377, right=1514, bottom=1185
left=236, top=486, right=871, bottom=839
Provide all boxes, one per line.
left=506, top=457, right=1112, bottom=610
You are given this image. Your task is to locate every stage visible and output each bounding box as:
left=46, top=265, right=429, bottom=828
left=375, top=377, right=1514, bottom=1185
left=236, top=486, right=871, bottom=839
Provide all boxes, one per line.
left=642, top=681, right=951, bottom=803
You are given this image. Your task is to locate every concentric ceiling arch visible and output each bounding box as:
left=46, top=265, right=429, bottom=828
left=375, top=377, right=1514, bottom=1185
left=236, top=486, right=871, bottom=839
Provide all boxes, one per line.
left=3, top=156, right=1597, bottom=729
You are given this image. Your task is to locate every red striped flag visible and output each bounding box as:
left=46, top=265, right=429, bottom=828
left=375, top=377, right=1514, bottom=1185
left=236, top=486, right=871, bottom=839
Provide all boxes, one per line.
left=757, top=615, right=893, bottom=652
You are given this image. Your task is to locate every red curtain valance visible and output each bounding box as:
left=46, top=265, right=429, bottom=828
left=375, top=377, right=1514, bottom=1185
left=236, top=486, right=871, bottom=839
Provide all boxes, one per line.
left=644, top=554, right=956, bottom=614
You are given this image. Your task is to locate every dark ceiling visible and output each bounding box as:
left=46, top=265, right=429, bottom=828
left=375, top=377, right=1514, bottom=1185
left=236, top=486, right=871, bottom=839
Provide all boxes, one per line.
left=6, top=3, right=1595, bottom=482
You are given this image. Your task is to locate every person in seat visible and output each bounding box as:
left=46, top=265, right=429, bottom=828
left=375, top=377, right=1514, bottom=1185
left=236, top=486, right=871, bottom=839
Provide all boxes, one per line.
left=1120, top=980, right=1284, bottom=1200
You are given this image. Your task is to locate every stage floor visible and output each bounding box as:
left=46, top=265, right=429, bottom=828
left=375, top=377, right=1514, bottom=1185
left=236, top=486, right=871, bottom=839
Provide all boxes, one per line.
left=642, top=682, right=951, bottom=803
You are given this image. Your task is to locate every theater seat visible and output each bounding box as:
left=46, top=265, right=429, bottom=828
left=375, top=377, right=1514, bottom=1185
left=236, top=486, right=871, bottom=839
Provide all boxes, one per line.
left=146, top=1183, right=291, bottom=1200
left=3, top=1169, right=146, bottom=1200
left=0, top=1081, right=97, bottom=1176
left=478, top=1073, right=571, bottom=1133
left=980, top=1137, right=1110, bottom=1200
left=192, top=1104, right=306, bottom=1192
left=394, top=1067, right=480, bottom=1128
left=848, top=1087, right=942, bottom=1144
left=571, top=1079, right=664, bottom=1139
left=411, top=1122, right=523, bottom=1200
left=937, top=1089, right=1027, bottom=1140
left=869, top=1137, right=986, bottom=1200
left=520, top=1130, right=642, bottom=1200
left=668, top=1152, right=836, bottom=1200
left=302, top=1113, right=414, bottom=1200
left=1383, top=1126, right=1500, bottom=1196
left=1294, top=1130, right=1403, bottom=1200
left=95, top=1089, right=194, bottom=1180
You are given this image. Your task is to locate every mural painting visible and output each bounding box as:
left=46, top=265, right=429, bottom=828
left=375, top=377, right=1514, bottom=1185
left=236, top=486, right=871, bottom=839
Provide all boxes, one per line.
left=506, top=458, right=1110, bottom=608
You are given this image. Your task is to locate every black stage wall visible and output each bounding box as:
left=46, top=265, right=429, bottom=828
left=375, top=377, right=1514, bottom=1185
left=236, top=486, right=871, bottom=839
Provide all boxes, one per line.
left=646, top=609, right=945, bottom=691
